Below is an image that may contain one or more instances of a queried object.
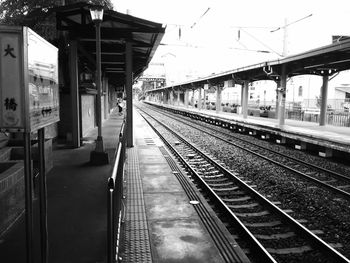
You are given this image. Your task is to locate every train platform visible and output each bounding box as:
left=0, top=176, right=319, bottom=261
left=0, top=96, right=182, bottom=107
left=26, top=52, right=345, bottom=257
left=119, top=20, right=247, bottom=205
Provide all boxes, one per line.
left=119, top=109, right=249, bottom=262
left=147, top=102, right=350, bottom=155
left=0, top=106, right=249, bottom=263
left=0, top=108, right=124, bottom=263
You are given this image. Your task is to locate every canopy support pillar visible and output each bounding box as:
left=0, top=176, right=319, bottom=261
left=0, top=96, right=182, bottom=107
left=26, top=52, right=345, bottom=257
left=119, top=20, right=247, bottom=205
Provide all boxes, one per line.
left=278, top=65, right=287, bottom=126
left=320, top=75, right=329, bottom=126
left=242, top=81, right=249, bottom=119
left=69, top=40, right=80, bottom=148
left=170, top=89, right=174, bottom=105
left=216, top=86, right=222, bottom=113
left=184, top=90, right=189, bottom=107
left=198, top=87, right=202, bottom=110
left=126, top=42, right=133, bottom=147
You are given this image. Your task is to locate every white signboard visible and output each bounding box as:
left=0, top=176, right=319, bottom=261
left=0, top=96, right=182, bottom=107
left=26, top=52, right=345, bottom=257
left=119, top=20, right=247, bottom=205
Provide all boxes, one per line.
left=0, top=26, right=59, bottom=132
left=28, top=29, right=59, bottom=131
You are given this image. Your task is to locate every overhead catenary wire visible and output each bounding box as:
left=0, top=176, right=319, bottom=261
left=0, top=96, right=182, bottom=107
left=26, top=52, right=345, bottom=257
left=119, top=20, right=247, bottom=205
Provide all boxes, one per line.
left=159, top=42, right=270, bottom=53
left=160, top=9, right=285, bottom=57
left=240, top=28, right=283, bottom=57
left=230, top=24, right=284, bottom=56
left=230, top=25, right=277, bottom=29
left=190, top=7, right=211, bottom=29
left=270, top=13, right=313, bottom=32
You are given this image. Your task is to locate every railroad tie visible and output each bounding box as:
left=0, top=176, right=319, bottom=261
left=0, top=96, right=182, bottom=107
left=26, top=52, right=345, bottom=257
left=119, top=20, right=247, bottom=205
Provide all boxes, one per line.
left=205, top=170, right=221, bottom=175
left=211, top=186, right=239, bottom=192
left=336, top=184, right=350, bottom=189
left=203, top=173, right=224, bottom=179
left=243, top=220, right=282, bottom=228
left=227, top=202, right=259, bottom=209
left=207, top=181, right=234, bottom=188
left=266, top=246, right=312, bottom=255
left=320, top=179, right=337, bottom=184
left=204, top=177, right=229, bottom=183
left=254, top=232, right=295, bottom=240
left=221, top=196, right=252, bottom=202
left=234, top=210, right=270, bottom=217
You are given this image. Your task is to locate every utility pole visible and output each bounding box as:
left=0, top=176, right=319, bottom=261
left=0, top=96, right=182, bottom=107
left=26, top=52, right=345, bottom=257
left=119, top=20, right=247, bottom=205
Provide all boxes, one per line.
left=271, top=14, right=312, bottom=56
left=282, top=18, right=288, bottom=56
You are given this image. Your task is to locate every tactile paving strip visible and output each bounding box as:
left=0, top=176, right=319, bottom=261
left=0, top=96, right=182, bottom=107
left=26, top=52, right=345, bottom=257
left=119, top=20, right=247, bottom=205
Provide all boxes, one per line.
left=122, top=146, right=152, bottom=263
left=144, top=137, right=156, bottom=145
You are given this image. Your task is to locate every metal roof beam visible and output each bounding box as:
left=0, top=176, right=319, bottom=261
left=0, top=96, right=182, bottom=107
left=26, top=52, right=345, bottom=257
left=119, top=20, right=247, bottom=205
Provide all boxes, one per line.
left=101, top=61, right=124, bottom=64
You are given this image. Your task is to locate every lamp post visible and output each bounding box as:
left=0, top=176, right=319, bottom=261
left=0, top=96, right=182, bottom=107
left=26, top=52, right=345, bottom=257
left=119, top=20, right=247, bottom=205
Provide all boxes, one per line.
left=90, top=5, right=109, bottom=164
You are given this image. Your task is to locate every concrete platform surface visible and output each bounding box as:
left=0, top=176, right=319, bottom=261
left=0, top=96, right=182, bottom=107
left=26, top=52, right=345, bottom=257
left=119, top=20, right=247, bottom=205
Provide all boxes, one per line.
left=120, top=109, right=249, bottom=263
left=0, top=108, right=124, bottom=263
left=0, top=106, right=249, bottom=263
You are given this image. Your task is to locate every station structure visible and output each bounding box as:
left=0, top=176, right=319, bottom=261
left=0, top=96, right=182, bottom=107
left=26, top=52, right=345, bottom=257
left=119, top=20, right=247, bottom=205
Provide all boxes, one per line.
left=52, top=2, right=165, bottom=148
left=2, top=3, right=350, bottom=263
left=145, top=38, right=350, bottom=127
left=0, top=3, right=166, bottom=263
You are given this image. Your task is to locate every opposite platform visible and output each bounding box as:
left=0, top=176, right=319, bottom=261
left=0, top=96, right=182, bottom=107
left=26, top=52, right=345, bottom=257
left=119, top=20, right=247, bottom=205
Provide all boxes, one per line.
left=147, top=101, right=350, bottom=155
left=120, top=109, right=249, bottom=263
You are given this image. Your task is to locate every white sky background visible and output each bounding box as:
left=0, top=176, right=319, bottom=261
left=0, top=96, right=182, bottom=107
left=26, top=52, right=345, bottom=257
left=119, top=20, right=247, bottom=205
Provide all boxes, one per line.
left=112, top=0, right=350, bottom=82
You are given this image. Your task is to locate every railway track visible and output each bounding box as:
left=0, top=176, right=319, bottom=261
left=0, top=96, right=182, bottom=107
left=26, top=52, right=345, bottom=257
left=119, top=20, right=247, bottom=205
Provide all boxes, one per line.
left=138, top=106, right=350, bottom=263
left=146, top=104, right=350, bottom=201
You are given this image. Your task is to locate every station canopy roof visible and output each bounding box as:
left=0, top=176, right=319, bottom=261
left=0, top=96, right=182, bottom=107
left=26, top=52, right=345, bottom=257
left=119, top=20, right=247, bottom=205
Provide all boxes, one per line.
left=54, top=2, right=165, bottom=86
left=147, top=37, right=350, bottom=92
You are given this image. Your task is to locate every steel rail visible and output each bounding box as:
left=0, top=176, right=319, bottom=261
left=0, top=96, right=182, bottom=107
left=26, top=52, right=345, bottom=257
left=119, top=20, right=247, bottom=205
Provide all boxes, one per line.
left=202, top=117, right=350, bottom=183
left=138, top=106, right=350, bottom=263
left=151, top=103, right=350, bottom=181
left=149, top=105, right=350, bottom=200
left=138, top=110, right=276, bottom=263
left=160, top=146, right=251, bottom=263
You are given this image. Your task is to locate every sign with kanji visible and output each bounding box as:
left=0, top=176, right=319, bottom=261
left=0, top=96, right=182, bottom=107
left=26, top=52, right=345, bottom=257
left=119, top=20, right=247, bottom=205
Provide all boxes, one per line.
left=0, top=30, right=24, bottom=129
left=0, top=26, right=59, bottom=132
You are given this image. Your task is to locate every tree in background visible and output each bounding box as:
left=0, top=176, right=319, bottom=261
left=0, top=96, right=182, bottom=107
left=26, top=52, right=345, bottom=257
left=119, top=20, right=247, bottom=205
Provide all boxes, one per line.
left=0, top=0, right=113, bottom=41
left=0, top=0, right=114, bottom=97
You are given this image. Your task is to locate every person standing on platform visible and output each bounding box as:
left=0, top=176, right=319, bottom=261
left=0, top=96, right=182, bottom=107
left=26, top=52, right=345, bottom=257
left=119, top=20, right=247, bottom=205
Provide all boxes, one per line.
left=117, top=98, right=123, bottom=115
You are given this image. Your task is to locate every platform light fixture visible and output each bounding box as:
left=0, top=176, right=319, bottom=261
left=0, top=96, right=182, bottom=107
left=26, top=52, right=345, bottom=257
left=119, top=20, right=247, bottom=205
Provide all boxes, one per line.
left=89, top=4, right=109, bottom=164
left=90, top=5, right=104, bottom=22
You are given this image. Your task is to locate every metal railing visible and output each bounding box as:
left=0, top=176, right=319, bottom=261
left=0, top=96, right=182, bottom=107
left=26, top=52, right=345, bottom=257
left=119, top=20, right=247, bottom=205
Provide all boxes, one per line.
left=286, top=110, right=350, bottom=127
left=107, top=120, right=126, bottom=263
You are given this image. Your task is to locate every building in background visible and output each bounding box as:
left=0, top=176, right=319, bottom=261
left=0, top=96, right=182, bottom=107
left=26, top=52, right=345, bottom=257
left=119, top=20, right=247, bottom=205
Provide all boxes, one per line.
left=137, top=63, right=166, bottom=99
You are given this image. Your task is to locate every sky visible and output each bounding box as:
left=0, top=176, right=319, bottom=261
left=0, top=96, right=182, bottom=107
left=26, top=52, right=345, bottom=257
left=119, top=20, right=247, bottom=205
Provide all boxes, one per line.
left=111, top=0, right=350, bottom=83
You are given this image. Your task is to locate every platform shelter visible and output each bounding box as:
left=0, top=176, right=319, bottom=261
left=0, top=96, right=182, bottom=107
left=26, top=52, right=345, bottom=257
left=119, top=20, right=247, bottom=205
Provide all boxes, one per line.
left=52, top=2, right=165, bottom=148
left=146, top=38, right=350, bottom=127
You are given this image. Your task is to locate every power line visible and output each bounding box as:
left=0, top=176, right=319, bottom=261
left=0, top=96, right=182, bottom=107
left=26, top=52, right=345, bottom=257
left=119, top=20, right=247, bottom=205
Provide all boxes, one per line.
left=190, top=7, right=211, bottom=29
left=159, top=42, right=270, bottom=53
left=240, top=28, right=283, bottom=57
left=230, top=26, right=277, bottom=29
left=270, top=14, right=313, bottom=33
